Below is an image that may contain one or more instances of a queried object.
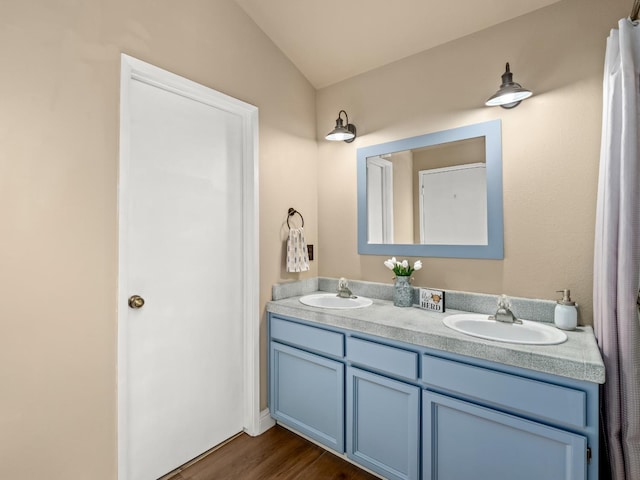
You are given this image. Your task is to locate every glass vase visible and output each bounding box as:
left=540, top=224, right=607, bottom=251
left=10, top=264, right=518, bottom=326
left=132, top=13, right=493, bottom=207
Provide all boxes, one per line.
left=393, top=275, right=413, bottom=307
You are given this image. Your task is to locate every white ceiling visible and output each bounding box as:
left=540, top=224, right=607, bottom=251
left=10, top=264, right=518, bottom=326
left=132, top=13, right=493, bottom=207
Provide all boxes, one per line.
left=234, top=0, right=562, bottom=89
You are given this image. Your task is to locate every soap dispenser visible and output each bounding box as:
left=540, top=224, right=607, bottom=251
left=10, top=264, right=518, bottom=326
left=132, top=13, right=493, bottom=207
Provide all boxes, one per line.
left=555, top=289, right=578, bottom=330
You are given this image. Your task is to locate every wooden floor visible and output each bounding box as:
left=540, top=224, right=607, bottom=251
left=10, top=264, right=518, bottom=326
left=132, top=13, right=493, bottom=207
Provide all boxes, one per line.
left=164, top=425, right=379, bottom=480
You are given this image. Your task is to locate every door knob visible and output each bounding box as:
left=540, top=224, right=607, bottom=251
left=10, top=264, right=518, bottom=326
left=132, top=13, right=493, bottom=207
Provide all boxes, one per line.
left=128, top=295, right=145, bottom=309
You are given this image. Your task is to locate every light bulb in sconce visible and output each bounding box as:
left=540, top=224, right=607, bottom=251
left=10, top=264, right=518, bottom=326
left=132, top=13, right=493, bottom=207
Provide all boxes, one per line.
left=485, top=62, right=532, bottom=109
left=326, top=109, right=357, bottom=142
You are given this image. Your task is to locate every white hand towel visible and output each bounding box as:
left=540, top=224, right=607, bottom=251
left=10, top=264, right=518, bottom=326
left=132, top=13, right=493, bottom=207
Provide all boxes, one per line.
left=286, top=227, right=310, bottom=272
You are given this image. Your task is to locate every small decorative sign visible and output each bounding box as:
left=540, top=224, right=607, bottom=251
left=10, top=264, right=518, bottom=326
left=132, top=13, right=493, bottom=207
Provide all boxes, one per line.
left=419, top=288, right=446, bottom=313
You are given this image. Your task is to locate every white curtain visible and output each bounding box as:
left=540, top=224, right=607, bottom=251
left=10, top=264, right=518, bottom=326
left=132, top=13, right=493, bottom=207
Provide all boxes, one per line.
left=593, top=18, right=640, bottom=480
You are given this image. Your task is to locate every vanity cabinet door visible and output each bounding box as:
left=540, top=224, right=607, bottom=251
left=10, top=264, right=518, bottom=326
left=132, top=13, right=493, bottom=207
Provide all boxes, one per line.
left=270, top=342, right=344, bottom=452
left=346, top=366, right=420, bottom=480
left=422, top=390, right=587, bottom=480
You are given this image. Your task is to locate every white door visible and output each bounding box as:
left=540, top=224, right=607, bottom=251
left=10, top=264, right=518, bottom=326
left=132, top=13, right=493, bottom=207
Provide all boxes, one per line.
left=118, top=56, right=259, bottom=480
left=419, top=163, right=487, bottom=245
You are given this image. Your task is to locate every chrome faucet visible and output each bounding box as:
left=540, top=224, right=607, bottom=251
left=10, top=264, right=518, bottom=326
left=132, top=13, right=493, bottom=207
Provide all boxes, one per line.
left=489, top=295, right=522, bottom=324
left=337, top=277, right=354, bottom=298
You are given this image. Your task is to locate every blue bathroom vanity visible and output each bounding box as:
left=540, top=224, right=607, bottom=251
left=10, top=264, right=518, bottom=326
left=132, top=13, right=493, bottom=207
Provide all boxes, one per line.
left=267, top=280, right=604, bottom=480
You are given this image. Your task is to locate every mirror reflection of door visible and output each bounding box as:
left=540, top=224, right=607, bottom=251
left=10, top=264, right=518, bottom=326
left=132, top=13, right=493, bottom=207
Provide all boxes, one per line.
left=366, top=156, right=394, bottom=243
left=419, top=163, right=488, bottom=245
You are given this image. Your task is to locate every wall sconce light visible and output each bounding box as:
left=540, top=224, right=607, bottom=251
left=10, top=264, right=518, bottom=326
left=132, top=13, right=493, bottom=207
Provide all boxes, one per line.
left=325, top=110, right=357, bottom=143
left=485, top=62, right=532, bottom=109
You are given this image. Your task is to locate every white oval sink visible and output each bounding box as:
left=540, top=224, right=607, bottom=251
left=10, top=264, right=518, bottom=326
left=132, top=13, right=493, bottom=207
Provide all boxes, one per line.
left=299, top=293, right=373, bottom=309
left=443, top=314, right=567, bottom=345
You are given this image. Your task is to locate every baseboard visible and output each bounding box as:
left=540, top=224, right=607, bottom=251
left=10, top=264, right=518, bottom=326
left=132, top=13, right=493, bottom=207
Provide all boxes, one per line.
left=258, top=409, right=276, bottom=435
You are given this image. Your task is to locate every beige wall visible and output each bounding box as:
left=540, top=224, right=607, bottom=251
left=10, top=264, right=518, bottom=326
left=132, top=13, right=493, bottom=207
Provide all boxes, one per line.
left=0, top=1, right=317, bottom=479
left=317, top=0, right=629, bottom=326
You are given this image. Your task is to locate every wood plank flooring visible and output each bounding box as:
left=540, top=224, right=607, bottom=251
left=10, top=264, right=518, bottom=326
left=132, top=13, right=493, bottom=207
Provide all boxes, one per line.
left=164, top=425, right=379, bottom=480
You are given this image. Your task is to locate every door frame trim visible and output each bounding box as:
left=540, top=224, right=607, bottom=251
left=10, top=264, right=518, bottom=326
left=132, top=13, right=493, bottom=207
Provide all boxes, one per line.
left=117, top=54, right=260, bottom=479
left=366, top=156, right=394, bottom=244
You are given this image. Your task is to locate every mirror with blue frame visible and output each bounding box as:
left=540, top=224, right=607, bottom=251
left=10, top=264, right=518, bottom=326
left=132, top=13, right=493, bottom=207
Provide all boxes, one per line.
left=357, top=119, right=503, bottom=259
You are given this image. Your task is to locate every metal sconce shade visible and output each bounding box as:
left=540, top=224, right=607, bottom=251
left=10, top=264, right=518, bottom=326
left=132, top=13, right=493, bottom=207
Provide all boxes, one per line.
left=326, top=110, right=356, bottom=142
left=485, top=62, right=532, bottom=109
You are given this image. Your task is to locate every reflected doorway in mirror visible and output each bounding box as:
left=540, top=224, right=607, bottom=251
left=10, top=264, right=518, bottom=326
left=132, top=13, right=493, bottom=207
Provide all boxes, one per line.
left=419, top=163, right=487, bottom=245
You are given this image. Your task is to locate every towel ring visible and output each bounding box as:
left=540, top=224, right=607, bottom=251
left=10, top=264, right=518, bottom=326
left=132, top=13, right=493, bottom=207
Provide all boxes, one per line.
left=287, top=208, right=304, bottom=229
